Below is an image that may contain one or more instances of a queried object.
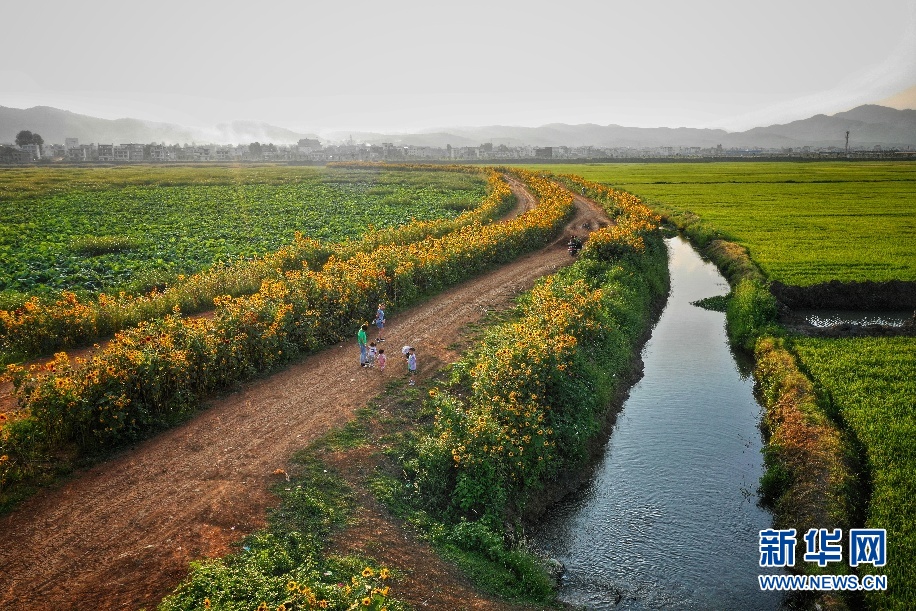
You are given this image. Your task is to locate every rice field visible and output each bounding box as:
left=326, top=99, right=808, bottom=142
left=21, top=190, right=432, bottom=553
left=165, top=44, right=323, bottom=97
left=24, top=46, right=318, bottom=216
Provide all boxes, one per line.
left=526, top=162, right=916, bottom=286
left=794, top=337, right=916, bottom=610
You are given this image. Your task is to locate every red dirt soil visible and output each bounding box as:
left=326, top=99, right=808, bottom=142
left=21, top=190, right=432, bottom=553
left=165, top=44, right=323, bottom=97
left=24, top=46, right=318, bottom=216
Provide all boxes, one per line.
left=0, top=184, right=609, bottom=610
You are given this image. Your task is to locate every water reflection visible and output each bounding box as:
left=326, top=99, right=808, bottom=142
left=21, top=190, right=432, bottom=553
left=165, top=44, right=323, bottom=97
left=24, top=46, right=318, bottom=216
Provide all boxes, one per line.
left=798, top=309, right=911, bottom=328
left=533, top=237, right=781, bottom=610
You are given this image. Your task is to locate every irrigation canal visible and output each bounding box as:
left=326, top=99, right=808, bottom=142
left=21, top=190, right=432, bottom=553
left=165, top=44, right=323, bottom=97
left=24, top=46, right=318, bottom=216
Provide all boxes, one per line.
left=532, top=237, right=782, bottom=609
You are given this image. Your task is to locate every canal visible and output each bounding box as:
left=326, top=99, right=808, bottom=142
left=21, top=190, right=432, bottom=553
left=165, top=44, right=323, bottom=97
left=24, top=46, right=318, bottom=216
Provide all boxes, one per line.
left=533, top=237, right=782, bottom=609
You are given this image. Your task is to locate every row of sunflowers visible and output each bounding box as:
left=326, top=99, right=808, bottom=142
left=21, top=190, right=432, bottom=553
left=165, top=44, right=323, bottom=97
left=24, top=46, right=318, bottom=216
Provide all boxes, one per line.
left=405, top=174, right=666, bottom=523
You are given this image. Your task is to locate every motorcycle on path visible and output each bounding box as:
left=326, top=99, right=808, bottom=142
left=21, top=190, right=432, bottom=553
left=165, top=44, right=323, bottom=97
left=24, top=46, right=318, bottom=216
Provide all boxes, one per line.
left=567, top=236, right=583, bottom=256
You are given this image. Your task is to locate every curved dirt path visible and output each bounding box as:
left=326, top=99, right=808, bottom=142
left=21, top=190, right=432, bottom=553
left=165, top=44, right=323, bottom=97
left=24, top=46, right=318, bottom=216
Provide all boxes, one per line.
left=0, top=183, right=610, bottom=610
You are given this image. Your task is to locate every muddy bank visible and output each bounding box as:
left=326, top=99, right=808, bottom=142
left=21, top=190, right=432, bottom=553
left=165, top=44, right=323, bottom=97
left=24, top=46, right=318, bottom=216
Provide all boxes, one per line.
left=772, top=279, right=916, bottom=337
left=779, top=313, right=916, bottom=338
left=771, top=279, right=916, bottom=310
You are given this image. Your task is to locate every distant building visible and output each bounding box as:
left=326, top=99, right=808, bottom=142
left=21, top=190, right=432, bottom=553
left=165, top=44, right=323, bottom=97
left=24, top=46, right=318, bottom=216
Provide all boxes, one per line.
left=44, top=143, right=66, bottom=159
left=406, top=145, right=437, bottom=159
left=126, top=143, right=145, bottom=161
left=148, top=144, right=168, bottom=162
left=534, top=146, right=553, bottom=159
left=68, top=145, right=92, bottom=161
left=98, top=144, right=114, bottom=162
left=0, top=145, right=32, bottom=163
left=20, top=143, right=41, bottom=160
left=297, top=138, right=321, bottom=154
left=65, top=137, right=79, bottom=149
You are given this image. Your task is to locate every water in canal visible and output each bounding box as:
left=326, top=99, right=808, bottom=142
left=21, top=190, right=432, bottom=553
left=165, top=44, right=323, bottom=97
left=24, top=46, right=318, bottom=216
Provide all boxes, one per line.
left=533, top=237, right=781, bottom=609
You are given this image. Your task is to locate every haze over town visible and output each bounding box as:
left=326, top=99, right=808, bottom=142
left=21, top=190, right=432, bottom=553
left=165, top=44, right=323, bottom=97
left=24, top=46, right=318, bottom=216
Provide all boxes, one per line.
left=3, top=0, right=916, bottom=138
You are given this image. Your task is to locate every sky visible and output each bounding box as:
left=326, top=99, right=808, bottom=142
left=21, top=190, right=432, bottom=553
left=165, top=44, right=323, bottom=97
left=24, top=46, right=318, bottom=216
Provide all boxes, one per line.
left=3, top=0, right=916, bottom=136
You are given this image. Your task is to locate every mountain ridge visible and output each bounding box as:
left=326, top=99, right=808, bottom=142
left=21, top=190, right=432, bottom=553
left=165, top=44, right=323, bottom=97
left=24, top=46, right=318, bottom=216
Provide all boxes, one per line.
left=2, top=104, right=914, bottom=149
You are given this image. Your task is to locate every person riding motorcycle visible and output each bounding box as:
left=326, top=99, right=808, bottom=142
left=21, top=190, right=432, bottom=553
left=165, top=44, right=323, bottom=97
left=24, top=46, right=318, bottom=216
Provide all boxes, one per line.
left=567, top=235, right=583, bottom=255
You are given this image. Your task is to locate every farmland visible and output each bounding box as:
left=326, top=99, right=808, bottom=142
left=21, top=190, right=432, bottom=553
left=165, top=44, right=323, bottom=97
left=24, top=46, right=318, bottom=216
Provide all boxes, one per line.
left=0, top=164, right=593, bottom=609
left=794, top=337, right=916, bottom=610
left=156, top=170, right=667, bottom=610
left=1, top=160, right=912, bottom=609
left=0, top=165, right=487, bottom=299
left=0, top=166, right=573, bottom=499
left=526, top=162, right=916, bottom=286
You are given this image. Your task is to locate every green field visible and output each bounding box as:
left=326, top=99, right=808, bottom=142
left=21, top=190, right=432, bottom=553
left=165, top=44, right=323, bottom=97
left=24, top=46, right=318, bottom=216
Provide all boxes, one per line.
left=794, top=337, right=916, bottom=610
left=0, top=166, right=485, bottom=298
left=526, top=162, right=916, bottom=286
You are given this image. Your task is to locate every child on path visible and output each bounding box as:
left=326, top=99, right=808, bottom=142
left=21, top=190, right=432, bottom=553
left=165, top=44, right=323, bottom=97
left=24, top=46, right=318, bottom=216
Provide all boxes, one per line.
left=377, top=348, right=387, bottom=372
left=373, top=303, right=386, bottom=342
left=357, top=323, right=369, bottom=368
left=407, top=347, right=417, bottom=385
left=367, top=341, right=378, bottom=367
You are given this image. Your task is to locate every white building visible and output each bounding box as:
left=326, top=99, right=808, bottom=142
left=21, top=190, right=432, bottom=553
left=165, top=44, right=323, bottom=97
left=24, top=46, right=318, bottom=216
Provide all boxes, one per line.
left=20, top=143, right=41, bottom=159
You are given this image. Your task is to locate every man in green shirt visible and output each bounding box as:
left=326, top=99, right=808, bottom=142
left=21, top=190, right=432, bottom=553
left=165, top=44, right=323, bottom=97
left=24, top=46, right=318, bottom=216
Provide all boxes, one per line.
left=357, top=323, right=369, bottom=368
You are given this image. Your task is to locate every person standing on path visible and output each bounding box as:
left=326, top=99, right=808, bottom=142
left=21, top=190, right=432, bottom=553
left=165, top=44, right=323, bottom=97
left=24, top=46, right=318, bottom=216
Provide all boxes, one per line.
left=407, top=347, right=417, bottom=385
left=357, top=323, right=369, bottom=368
left=367, top=341, right=378, bottom=367
left=373, top=303, right=386, bottom=343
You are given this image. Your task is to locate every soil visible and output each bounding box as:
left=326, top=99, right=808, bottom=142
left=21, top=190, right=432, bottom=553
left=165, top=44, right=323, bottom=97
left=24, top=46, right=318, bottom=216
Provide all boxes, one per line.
left=0, top=183, right=610, bottom=610
left=777, top=314, right=916, bottom=338
left=770, top=279, right=916, bottom=310
left=772, top=279, right=916, bottom=338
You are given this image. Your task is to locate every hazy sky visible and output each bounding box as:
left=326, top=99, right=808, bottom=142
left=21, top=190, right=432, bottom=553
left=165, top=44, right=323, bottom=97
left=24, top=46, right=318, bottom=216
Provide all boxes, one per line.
left=3, top=0, right=916, bottom=135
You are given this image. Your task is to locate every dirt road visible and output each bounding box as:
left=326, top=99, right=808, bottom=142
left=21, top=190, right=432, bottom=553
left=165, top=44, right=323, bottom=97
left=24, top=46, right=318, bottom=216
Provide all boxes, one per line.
left=0, top=183, right=609, bottom=610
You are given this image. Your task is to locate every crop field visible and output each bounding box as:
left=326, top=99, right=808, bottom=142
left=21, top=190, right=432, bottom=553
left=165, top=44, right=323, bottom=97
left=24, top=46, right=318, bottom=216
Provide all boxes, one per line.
left=526, top=162, right=916, bottom=286
left=0, top=165, right=486, bottom=299
left=793, top=337, right=916, bottom=609
left=0, top=166, right=573, bottom=485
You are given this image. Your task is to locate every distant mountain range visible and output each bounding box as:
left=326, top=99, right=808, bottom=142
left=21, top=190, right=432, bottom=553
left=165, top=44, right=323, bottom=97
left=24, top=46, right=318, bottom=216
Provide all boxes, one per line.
left=0, top=106, right=320, bottom=147
left=2, top=104, right=915, bottom=149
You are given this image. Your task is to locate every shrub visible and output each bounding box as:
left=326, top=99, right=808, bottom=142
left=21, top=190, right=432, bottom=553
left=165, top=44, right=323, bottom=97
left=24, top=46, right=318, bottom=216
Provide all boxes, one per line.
left=726, top=279, right=780, bottom=351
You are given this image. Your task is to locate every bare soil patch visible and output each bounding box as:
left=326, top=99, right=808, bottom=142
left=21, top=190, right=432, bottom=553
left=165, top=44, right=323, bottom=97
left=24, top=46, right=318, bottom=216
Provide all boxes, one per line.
left=770, top=279, right=916, bottom=310
left=0, top=185, right=608, bottom=610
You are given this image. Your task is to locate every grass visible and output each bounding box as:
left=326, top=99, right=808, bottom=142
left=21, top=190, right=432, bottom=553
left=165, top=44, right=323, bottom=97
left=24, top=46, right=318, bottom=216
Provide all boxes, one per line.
left=793, top=337, right=916, bottom=610
left=522, top=162, right=916, bottom=286
left=691, top=294, right=729, bottom=312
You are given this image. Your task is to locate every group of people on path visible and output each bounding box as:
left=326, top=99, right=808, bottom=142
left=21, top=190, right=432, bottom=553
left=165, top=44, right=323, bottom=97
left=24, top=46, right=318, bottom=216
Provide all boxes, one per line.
left=356, top=303, right=417, bottom=385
